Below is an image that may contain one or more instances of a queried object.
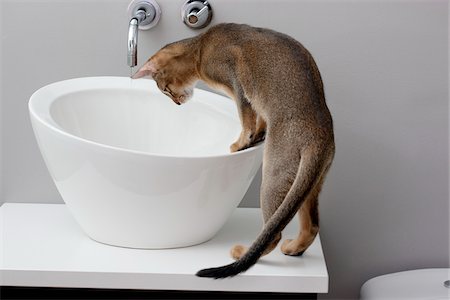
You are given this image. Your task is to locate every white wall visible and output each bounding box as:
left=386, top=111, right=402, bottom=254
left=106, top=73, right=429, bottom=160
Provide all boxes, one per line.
left=1, top=0, right=449, bottom=299
left=0, top=2, right=3, bottom=204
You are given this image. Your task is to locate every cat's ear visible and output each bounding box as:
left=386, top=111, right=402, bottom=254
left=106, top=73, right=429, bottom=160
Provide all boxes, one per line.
left=132, top=60, right=157, bottom=79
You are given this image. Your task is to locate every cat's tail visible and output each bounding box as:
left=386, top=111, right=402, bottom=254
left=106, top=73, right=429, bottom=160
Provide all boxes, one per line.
left=196, top=150, right=326, bottom=279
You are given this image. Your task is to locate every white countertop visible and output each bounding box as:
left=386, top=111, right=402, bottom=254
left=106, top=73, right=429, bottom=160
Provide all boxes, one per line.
left=0, top=203, right=328, bottom=293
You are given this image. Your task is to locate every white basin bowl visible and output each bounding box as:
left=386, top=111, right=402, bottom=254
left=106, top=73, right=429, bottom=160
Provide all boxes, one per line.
left=29, top=77, right=263, bottom=249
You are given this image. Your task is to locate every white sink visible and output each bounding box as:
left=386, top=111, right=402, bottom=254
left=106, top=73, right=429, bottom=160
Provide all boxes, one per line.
left=29, top=77, right=263, bottom=249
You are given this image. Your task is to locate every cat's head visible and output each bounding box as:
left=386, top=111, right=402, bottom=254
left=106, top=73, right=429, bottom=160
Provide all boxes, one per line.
left=132, top=46, right=198, bottom=105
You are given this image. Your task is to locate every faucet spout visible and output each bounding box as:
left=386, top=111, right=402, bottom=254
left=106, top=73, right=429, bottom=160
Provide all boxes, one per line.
left=128, top=10, right=147, bottom=68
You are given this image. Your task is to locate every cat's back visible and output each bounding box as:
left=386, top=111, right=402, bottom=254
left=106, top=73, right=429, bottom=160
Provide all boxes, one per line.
left=201, top=23, right=317, bottom=77
left=201, top=23, right=322, bottom=92
left=203, top=23, right=304, bottom=53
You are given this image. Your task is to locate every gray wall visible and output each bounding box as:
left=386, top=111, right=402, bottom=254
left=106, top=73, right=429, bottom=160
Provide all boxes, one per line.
left=1, top=0, right=449, bottom=299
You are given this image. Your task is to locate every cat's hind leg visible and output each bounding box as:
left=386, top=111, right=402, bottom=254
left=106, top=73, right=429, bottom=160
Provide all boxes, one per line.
left=280, top=177, right=323, bottom=256
left=230, top=144, right=297, bottom=260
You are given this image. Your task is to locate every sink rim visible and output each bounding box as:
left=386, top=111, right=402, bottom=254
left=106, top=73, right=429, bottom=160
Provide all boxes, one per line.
left=29, top=76, right=264, bottom=159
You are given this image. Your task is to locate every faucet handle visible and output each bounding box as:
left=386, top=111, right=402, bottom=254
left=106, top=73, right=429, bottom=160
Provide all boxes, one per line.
left=181, top=0, right=213, bottom=29
left=128, top=0, right=161, bottom=30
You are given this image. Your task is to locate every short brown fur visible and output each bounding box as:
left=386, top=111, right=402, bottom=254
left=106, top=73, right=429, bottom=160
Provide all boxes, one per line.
left=133, top=23, right=335, bottom=278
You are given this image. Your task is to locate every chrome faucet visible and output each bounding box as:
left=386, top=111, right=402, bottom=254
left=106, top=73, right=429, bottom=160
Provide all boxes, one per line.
left=127, top=0, right=161, bottom=68
left=128, top=10, right=146, bottom=68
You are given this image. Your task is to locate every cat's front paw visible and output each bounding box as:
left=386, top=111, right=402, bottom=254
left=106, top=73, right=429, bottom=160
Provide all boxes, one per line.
left=230, top=141, right=248, bottom=153
left=230, top=131, right=253, bottom=152
left=250, top=129, right=266, bottom=146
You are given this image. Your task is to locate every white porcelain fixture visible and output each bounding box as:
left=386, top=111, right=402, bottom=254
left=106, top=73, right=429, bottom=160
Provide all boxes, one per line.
left=29, top=77, right=264, bottom=249
left=360, top=268, right=450, bottom=300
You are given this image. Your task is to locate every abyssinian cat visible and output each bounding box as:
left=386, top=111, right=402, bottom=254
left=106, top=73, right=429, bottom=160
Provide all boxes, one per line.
left=132, top=23, right=335, bottom=278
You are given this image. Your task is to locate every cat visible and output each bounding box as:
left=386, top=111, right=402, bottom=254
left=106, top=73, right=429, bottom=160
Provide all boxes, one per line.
left=132, top=23, right=335, bottom=278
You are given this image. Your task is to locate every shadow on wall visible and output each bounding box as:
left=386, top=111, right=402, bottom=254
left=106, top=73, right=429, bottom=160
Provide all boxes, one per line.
left=319, top=96, right=449, bottom=298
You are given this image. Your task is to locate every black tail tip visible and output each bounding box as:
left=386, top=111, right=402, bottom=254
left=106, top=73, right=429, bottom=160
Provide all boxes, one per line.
left=196, top=263, right=239, bottom=279
left=195, top=268, right=220, bottom=279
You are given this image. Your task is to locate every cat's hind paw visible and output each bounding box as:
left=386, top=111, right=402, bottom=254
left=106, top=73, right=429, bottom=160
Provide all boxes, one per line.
left=281, top=239, right=306, bottom=256
left=230, top=244, right=248, bottom=260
